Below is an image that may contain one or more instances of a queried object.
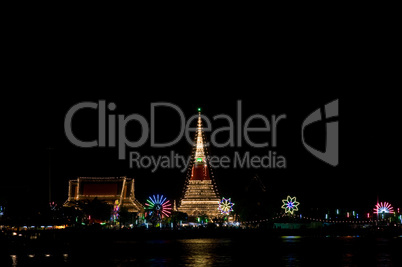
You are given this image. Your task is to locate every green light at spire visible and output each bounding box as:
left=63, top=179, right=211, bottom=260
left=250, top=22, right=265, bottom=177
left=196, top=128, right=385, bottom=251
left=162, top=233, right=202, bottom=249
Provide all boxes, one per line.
left=198, top=107, right=201, bottom=112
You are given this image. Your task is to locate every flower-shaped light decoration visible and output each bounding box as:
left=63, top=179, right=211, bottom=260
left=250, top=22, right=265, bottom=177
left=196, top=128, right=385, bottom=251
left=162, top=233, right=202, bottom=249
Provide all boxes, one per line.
left=281, top=196, right=300, bottom=215
left=218, top=197, right=234, bottom=215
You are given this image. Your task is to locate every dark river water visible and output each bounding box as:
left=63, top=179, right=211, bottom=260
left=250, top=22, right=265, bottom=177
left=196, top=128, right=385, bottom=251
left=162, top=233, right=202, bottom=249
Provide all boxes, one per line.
left=2, top=235, right=402, bottom=266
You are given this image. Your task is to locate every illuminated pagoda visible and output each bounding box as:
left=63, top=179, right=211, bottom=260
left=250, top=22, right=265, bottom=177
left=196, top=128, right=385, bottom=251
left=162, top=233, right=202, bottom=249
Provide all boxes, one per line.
left=178, top=109, right=221, bottom=221
left=63, top=176, right=144, bottom=214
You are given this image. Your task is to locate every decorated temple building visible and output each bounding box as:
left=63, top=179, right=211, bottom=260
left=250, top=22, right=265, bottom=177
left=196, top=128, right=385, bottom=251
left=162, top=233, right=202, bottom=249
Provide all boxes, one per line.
left=63, top=176, right=144, bottom=214
left=178, top=110, right=221, bottom=220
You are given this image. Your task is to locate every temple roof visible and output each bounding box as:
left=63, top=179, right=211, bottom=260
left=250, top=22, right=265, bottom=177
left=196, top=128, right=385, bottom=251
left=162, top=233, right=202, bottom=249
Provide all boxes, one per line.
left=63, top=176, right=143, bottom=212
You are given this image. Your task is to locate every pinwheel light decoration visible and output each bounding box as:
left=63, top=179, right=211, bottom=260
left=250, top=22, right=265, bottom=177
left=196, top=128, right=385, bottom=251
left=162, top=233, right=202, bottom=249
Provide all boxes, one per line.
left=145, top=195, right=172, bottom=221
left=374, top=202, right=394, bottom=214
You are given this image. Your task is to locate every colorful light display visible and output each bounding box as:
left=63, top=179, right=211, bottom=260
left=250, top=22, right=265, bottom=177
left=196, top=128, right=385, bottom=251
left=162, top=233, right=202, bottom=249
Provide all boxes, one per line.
left=218, top=197, right=234, bottom=215
left=374, top=202, right=394, bottom=214
left=145, top=195, right=172, bottom=220
left=281, top=196, right=300, bottom=214
left=49, top=202, right=57, bottom=211
left=112, top=200, right=120, bottom=222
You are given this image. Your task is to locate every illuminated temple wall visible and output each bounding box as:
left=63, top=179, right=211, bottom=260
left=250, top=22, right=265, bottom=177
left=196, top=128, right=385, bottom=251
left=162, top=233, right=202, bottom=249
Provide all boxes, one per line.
left=63, top=177, right=144, bottom=213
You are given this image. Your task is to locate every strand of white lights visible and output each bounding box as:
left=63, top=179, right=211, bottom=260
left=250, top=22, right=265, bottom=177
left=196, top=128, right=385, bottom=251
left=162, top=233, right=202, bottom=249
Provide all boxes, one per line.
left=201, top=129, right=220, bottom=197
left=243, top=214, right=286, bottom=224
left=180, top=127, right=199, bottom=200
left=299, top=215, right=392, bottom=224
left=243, top=214, right=399, bottom=225
left=202, top=138, right=219, bottom=197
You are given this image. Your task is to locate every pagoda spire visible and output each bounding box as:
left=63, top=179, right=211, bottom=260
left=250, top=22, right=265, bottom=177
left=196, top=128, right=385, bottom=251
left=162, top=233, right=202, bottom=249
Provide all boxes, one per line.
left=178, top=107, right=220, bottom=220
left=194, top=111, right=206, bottom=164
left=190, top=108, right=210, bottom=181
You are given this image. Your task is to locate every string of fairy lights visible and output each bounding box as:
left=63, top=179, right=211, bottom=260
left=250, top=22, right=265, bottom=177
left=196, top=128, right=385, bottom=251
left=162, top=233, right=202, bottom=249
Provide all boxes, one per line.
left=243, top=215, right=399, bottom=225
left=202, top=121, right=220, bottom=198
left=243, top=197, right=401, bottom=225
left=179, top=126, right=197, bottom=201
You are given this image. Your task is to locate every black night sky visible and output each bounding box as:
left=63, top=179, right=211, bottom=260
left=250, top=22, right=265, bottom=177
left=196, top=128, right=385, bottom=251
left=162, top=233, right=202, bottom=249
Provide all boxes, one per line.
left=2, top=31, right=400, bottom=220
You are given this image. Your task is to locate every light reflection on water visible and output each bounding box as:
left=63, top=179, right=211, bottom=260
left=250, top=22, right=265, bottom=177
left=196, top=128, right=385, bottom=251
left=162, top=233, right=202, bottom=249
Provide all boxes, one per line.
left=8, top=253, right=69, bottom=266
left=376, top=252, right=392, bottom=267
left=177, top=239, right=232, bottom=266
left=280, top=236, right=302, bottom=266
left=281, top=235, right=302, bottom=243
left=4, top=236, right=401, bottom=266
left=10, top=255, right=17, bottom=266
